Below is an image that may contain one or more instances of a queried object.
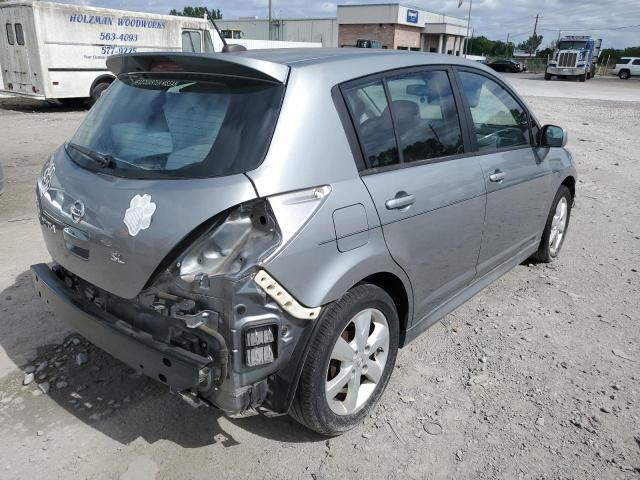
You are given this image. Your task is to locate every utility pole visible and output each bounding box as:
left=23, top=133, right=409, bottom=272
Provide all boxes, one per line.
left=464, top=0, right=473, bottom=55
left=268, top=0, right=272, bottom=40
left=506, top=33, right=510, bottom=58
left=530, top=13, right=539, bottom=55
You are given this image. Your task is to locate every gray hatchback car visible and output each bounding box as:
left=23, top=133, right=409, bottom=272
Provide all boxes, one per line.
left=31, top=49, right=576, bottom=435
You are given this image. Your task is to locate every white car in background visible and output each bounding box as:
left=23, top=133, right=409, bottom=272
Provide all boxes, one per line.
left=612, top=58, right=640, bottom=79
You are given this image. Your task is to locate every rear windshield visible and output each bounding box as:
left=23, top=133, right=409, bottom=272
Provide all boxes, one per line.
left=68, top=73, right=284, bottom=179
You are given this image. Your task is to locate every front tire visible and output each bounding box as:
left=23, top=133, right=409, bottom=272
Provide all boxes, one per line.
left=531, top=185, right=572, bottom=263
left=544, top=72, right=552, bottom=80
left=290, top=284, right=399, bottom=436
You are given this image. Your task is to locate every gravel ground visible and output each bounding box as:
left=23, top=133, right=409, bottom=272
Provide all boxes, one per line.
left=0, top=76, right=639, bottom=479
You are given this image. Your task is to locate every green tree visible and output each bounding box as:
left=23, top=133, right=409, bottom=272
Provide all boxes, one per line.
left=169, top=7, right=222, bottom=19
left=516, top=34, right=543, bottom=54
left=598, top=45, right=640, bottom=64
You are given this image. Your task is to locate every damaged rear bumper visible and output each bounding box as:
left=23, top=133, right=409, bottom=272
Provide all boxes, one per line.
left=31, top=263, right=210, bottom=392
left=30, top=263, right=320, bottom=416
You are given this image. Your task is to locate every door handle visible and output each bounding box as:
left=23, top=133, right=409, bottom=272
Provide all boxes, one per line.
left=489, top=170, right=506, bottom=183
left=385, top=192, right=415, bottom=210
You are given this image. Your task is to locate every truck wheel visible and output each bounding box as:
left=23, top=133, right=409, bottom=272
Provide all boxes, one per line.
left=290, top=284, right=399, bottom=436
left=544, top=72, right=552, bottom=81
left=579, top=74, right=586, bottom=82
left=89, top=81, right=112, bottom=105
left=531, top=185, right=572, bottom=263
left=619, top=70, right=631, bottom=80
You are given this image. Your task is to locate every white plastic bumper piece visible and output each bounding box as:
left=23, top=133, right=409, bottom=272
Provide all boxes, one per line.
left=254, top=270, right=321, bottom=320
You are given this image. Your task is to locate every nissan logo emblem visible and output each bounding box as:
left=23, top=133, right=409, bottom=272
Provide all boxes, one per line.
left=70, top=200, right=86, bottom=224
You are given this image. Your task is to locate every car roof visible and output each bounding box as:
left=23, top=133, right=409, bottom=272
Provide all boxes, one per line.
left=108, top=48, right=495, bottom=85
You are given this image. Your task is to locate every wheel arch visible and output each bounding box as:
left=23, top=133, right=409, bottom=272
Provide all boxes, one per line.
left=360, top=271, right=410, bottom=346
left=89, top=74, right=116, bottom=97
left=561, top=175, right=576, bottom=201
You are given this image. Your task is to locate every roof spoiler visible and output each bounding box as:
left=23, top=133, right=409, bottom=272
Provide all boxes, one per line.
left=106, top=52, right=289, bottom=84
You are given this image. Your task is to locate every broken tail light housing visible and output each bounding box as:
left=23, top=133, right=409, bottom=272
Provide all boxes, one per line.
left=174, top=186, right=331, bottom=285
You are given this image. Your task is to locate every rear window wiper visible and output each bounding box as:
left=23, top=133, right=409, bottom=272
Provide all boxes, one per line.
left=67, top=143, right=116, bottom=169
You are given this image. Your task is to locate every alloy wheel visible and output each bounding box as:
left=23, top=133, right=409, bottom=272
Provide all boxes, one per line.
left=549, top=197, right=568, bottom=256
left=325, top=308, right=390, bottom=415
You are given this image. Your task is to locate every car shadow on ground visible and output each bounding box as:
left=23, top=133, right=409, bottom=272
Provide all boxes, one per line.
left=0, top=97, right=89, bottom=114
left=0, top=271, right=325, bottom=448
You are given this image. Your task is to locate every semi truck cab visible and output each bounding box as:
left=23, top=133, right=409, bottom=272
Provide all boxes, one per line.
left=545, top=36, right=602, bottom=82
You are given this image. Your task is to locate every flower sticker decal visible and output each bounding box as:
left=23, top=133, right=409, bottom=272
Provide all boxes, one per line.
left=123, top=194, right=157, bottom=237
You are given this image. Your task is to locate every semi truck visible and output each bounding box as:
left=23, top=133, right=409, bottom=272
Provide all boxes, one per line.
left=545, top=35, right=602, bottom=82
left=0, top=1, right=319, bottom=104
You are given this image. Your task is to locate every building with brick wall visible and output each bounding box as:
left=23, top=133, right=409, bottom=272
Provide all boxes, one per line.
left=337, top=3, right=470, bottom=54
left=215, top=3, right=470, bottom=55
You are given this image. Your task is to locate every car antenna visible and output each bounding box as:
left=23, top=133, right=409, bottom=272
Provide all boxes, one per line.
left=205, top=10, right=247, bottom=53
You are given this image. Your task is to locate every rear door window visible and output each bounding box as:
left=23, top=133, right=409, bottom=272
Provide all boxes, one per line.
left=386, top=70, right=464, bottom=162
left=14, top=23, right=24, bottom=45
left=633, top=59, right=640, bottom=66
left=67, top=73, right=285, bottom=179
left=182, top=30, right=202, bottom=52
left=343, top=80, right=400, bottom=169
left=458, top=71, right=530, bottom=152
left=5, top=23, right=14, bottom=45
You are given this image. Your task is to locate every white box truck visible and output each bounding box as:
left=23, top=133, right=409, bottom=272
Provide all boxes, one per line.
left=0, top=1, right=319, bottom=103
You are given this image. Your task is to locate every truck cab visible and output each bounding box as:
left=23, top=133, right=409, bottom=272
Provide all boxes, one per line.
left=545, top=36, right=602, bottom=82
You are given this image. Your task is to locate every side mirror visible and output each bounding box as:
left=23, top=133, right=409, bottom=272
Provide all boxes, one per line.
left=540, top=124, right=567, bottom=148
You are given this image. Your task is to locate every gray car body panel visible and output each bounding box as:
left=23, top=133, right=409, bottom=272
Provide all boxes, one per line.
left=0, top=161, right=5, bottom=195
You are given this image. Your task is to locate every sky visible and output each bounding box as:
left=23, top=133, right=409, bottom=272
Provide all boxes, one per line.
left=58, top=0, right=640, bottom=48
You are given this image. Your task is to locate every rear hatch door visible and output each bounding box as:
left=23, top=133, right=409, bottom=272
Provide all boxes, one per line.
left=36, top=53, right=288, bottom=299
left=38, top=146, right=257, bottom=299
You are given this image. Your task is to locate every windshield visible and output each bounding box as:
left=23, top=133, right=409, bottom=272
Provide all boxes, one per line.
left=558, top=41, right=586, bottom=50
left=68, top=73, right=284, bottom=179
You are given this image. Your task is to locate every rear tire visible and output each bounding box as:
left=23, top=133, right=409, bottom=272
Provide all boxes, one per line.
left=619, top=70, right=631, bottom=80
left=531, top=185, right=572, bottom=263
left=89, top=81, right=112, bottom=105
left=290, top=284, right=399, bottom=436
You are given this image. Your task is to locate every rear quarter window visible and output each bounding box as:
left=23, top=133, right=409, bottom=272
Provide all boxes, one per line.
left=618, top=58, right=631, bottom=65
